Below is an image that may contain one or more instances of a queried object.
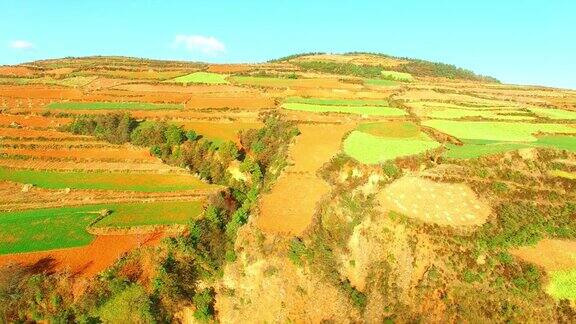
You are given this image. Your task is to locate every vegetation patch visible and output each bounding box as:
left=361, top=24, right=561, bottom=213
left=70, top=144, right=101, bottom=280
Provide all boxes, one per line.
left=0, top=168, right=213, bottom=192
left=168, top=72, right=228, bottom=85
left=282, top=102, right=406, bottom=116
left=547, top=269, right=576, bottom=300
left=93, top=201, right=204, bottom=228
left=423, top=120, right=576, bottom=142
left=47, top=102, right=184, bottom=111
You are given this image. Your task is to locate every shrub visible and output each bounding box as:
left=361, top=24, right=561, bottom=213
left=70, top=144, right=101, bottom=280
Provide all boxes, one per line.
left=192, top=288, right=215, bottom=322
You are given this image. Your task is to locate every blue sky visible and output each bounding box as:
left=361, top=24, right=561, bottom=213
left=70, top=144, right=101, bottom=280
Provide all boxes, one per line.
left=1, top=0, right=574, bottom=89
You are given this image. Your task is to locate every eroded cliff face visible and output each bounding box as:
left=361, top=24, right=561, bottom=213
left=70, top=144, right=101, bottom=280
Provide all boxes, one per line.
left=215, top=223, right=360, bottom=323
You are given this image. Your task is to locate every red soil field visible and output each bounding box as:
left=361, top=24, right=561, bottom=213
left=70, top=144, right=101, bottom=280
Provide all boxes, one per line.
left=0, top=114, right=70, bottom=128
left=0, top=127, right=88, bottom=139
left=0, top=85, right=83, bottom=100
left=114, top=83, right=255, bottom=94
left=0, top=232, right=164, bottom=278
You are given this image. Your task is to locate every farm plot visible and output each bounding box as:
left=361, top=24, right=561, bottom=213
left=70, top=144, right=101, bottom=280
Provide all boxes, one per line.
left=0, top=127, right=89, bottom=140
left=0, top=146, right=156, bottom=162
left=0, top=232, right=163, bottom=278
left=0, top=205, right=103, bottom=254
left=285, top=97, right=389, bottom=106
left=422, top=120, right=576, bottom=142
left=229, top=76, right=363, bottom=90
left=378, top=175, right=491, bottom=226
left=511, top=239, right=576, bottom=300
left=0, top=114, right=70, bottom=128
left=363, top=79, right=398, bottom=87
left=282, top=102, right=406, bottom=116
left=0, top=168, right=214, bottom=192
left=258, top=123, right=356, bottom=235
left=91, top=200, right=204, bottom=228
left=46, top=101, right=184, bottom=111
left=381, top=70, right=413, bottom=82
left=76, top=69, right=188, bottom=80
left=343, top=121, right=439, bottom=164
left=168, top=72, right=228, bottom=85
left=443, top=136, right=576, bottom=159
left=186, top=95, right=274, bottom=110
left=528, top=107, right=576, bottom=120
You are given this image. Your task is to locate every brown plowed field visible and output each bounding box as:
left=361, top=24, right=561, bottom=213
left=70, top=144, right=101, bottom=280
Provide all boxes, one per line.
left=258, top=123, right=356, bottom=235
left=0, top=158, right=180, bottom=172
left=0, top=232, right=164, bottom=277
left=185, top=95, right=274, bottom=109
left=0, top=147, right=156, bottom=162
left=0, top=181, right=217, bottom=212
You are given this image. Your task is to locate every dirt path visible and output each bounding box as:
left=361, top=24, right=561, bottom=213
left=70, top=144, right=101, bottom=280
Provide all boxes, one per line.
left=0, top=231, right=164, bottom=278
left=257, top=123, right=355, bottom=235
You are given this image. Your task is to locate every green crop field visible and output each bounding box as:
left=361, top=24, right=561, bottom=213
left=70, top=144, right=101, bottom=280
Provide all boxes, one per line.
left=0, top=205, right=101, bottom=254
left=169, top=72, right=228, bottom=85
left=0, top=168, right=213, bottom=192
left=381, top=70, right=413, bottom=82
left=528, top=107, right=576, bottom=120
left=284, top=97, right=389, bottom=106
left=46, top=102, right=184, bottom=111
left=282, top=102, right=406, bottom=116
left=422, top=120, right=576, bottom=142
left=343, top=130, right=440, bottom=164
left=443, top=135, right=576, bottom=159
left=420, top=108, right=535, bottom=120
left=94, top=200, right=204, bottom=228
left=547, top=269, right=576, bottom=300
left=356, top=121, right=420, bottom=138
left=364, top=79, right=398, bottom=86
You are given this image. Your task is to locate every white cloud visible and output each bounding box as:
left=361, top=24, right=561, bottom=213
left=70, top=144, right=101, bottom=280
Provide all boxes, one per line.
left=172, top=35, right=225, bottom=55
left=9, top=40, right=34, bottom=50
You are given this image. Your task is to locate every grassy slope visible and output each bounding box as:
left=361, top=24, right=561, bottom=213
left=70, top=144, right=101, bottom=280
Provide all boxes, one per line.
left=0, top=168, right=213, bottom=192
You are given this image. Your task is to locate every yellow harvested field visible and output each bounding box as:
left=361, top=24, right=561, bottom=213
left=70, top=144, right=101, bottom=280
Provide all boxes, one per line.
left=258, top=123, right=355, bottom=235
left=511, top=239, right=576, bottom=271
left=378, top=176, right=491, bottom=226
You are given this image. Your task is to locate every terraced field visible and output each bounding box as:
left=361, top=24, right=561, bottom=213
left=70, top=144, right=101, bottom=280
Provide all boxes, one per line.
left=1, top=53, right=576, bottom=319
